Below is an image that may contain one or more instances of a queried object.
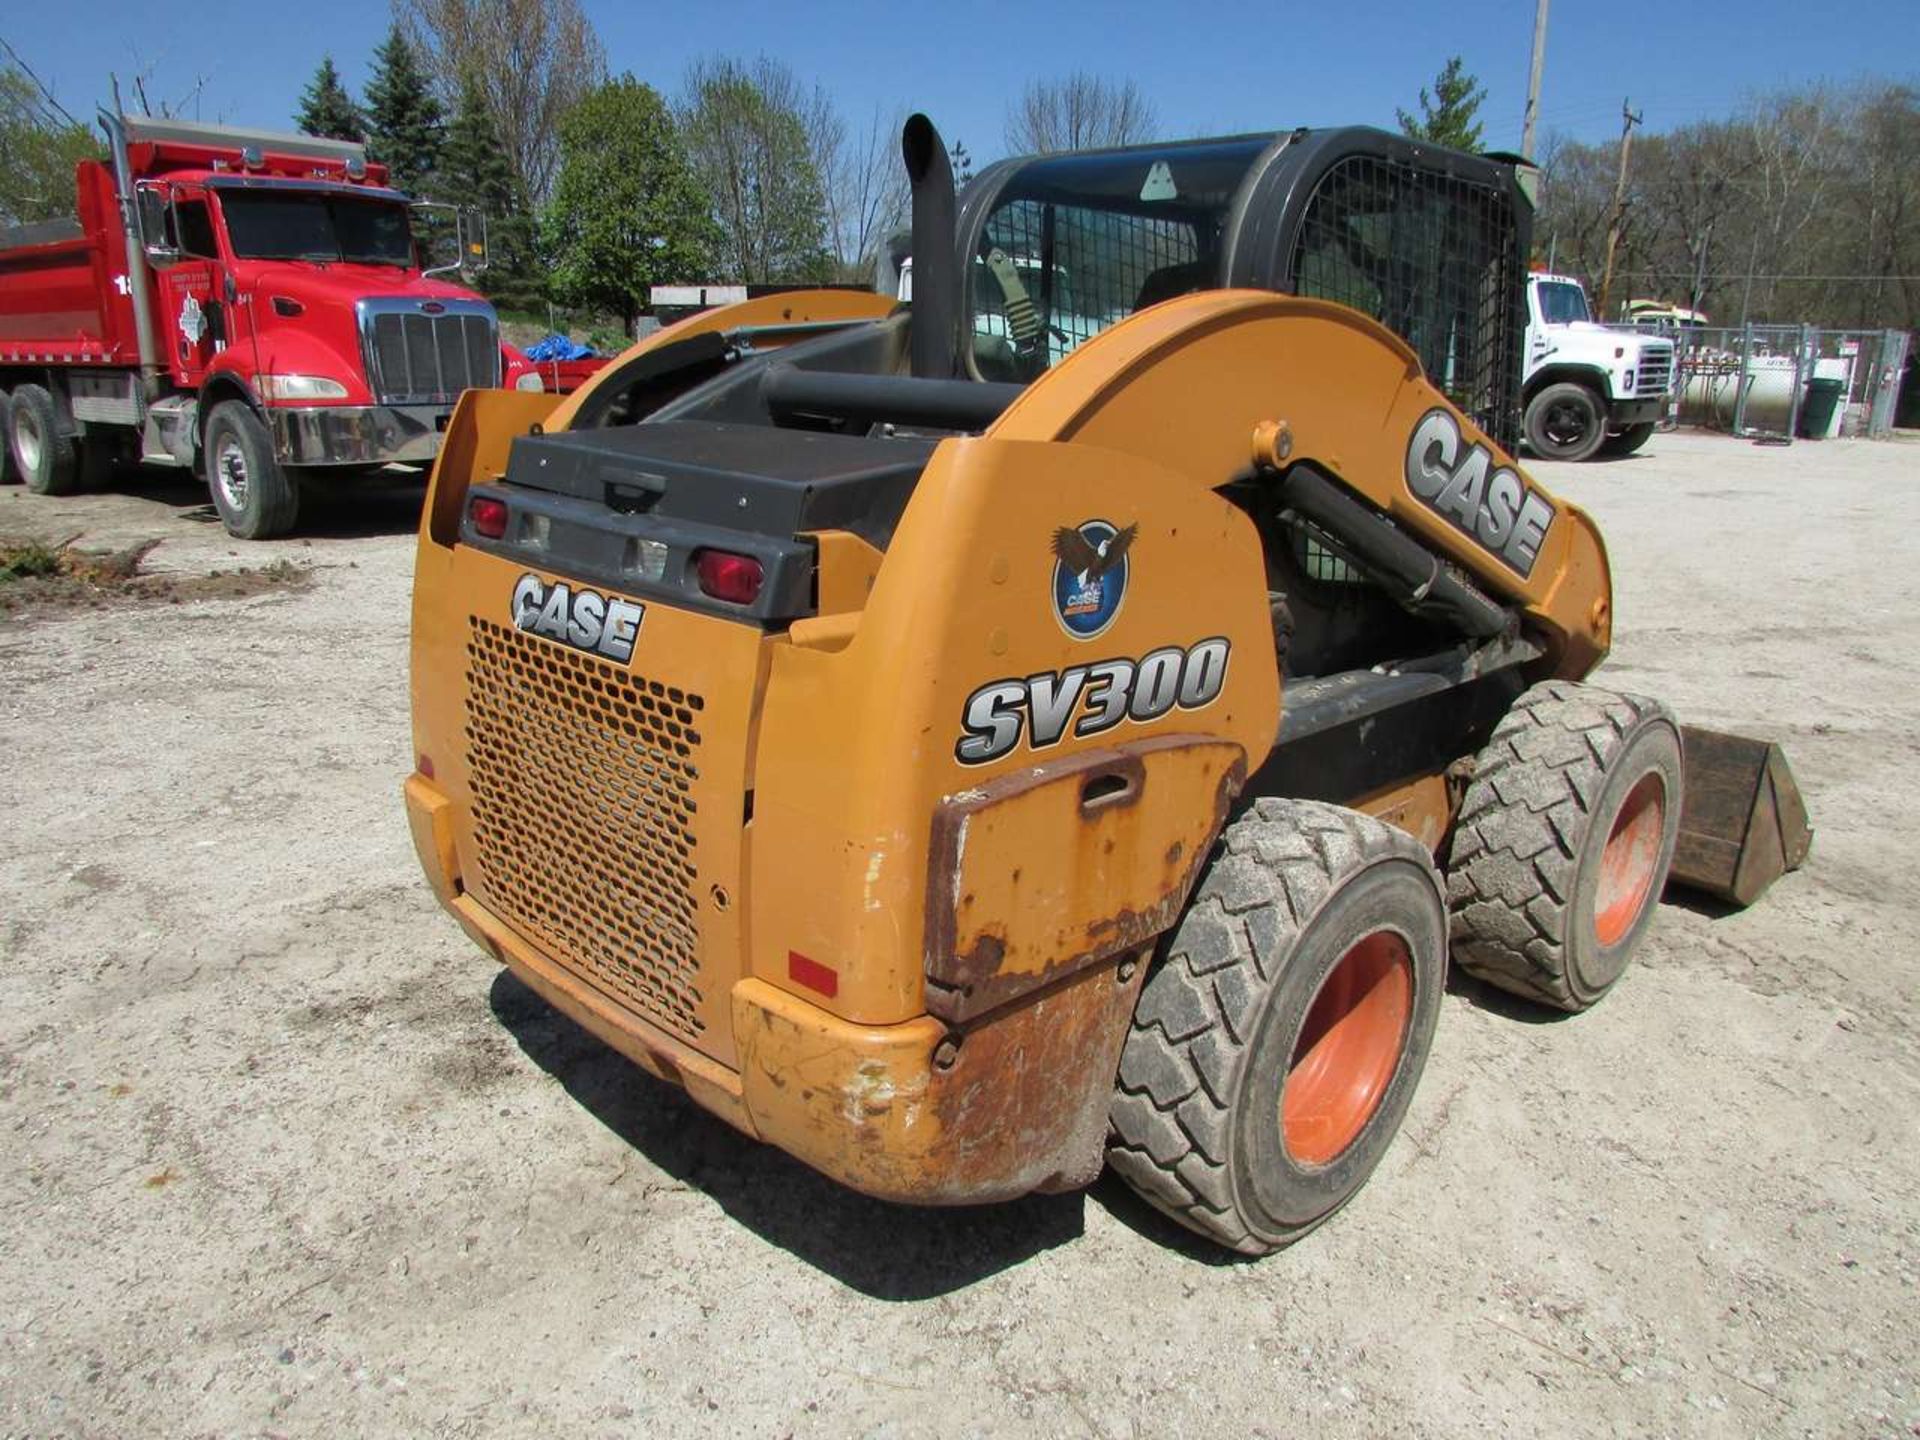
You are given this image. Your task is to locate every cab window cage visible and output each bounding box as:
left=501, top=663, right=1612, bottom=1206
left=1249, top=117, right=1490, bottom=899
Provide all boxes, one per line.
left=974, top=198, right=1203, bottom=376
left=1288, top=153, right=1522, bottom=451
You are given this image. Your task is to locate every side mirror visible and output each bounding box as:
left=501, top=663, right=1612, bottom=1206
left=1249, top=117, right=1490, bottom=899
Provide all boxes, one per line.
left=135, top=188, right=181, bottom=268
left=413, top=202, right=489, bottom=280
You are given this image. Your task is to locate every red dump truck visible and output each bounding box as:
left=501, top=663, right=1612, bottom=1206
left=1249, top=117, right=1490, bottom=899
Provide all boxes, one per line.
left=0, top=114, right=539, bottom=537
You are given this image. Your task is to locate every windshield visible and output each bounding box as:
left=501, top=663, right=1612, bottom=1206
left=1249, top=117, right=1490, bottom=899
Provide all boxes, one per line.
left=219, top=191, right=414, bottom=267
left=968, top=137, right=1268, bottom=381
left=1536, top=280, right=1591, bottom=324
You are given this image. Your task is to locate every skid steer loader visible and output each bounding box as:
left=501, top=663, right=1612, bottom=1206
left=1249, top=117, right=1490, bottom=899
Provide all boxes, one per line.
left=404, top=117, right=1806, bottom=1253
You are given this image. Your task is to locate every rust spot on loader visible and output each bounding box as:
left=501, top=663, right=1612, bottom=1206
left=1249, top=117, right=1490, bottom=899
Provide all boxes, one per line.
left=923, top=735, right=1245, bottom=1024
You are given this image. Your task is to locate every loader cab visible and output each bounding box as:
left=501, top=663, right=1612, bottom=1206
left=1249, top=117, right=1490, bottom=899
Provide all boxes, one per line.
left=958, top=136, right=1266, bottom=382
left=955, top=126, right=1532, bottom=452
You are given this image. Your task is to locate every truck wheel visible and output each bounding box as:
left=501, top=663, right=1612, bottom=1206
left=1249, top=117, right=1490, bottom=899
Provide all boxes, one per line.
left=8, top=384, right=80, bottom=495
left=0, top=392, right=14, bottom=484
left=1107, top=800, right=1447, bottom=1255
left=1601, top=422, right=1655, bottom=457
left=1445, top=680, right=1683, bottom=1012
left=1525, top=382, right=1607, bottom=462
left=205, top=401, right=298, bottom=539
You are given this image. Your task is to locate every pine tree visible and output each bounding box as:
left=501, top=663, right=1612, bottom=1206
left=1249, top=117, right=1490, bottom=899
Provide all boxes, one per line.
left=1397, top=56, right=1487, bottom=153
left=949, top=139, right=974, bottom=185
left=439, top=69, right=540, bottom=308
left=294, top=57, right=365, bottom=144
left=363, top=26, right=442, bottom=196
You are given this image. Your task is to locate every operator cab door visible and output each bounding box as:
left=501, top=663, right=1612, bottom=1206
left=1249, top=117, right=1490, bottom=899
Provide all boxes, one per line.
left=141, top=183, right=228, bottom=388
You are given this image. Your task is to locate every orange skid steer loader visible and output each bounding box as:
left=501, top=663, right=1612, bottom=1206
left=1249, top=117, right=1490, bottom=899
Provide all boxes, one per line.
left=403, top=117, right=1806, bottom=1253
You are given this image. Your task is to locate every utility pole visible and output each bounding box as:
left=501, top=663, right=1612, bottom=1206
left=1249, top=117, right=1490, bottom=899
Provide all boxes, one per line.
left=1594, top=97, right=1643, bottom=322
left=1520, top=0, right=1550, bottom=160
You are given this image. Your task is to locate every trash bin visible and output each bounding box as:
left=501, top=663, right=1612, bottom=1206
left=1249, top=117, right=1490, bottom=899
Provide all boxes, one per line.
left=1797, top=377, right=1845, bottom=439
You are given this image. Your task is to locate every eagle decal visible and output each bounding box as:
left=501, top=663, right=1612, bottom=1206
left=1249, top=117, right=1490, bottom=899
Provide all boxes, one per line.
left=1050, top=522, right=1138, bottom=585
left=1049, top=519, right=1136, bottom=639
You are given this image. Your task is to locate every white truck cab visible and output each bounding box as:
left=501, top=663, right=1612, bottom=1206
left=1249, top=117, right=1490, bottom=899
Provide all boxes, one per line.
left=1523, top=273, right=1674, bottom=461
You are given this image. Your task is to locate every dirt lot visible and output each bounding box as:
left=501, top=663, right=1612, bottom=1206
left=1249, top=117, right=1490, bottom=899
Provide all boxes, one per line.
left=1, top=431, right=1916, bottom=1439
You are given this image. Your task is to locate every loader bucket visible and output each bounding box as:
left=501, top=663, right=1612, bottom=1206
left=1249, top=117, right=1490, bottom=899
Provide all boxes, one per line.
left=1669, top=726, right=1812, bottom=907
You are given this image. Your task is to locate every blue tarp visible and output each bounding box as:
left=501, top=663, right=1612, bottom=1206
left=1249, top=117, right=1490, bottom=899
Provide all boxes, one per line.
left=523, top=333, right=597, bottom=362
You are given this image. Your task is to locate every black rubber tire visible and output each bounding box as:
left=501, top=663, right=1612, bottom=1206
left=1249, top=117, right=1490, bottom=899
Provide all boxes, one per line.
left=1107, top=800, right=1447, bottom=1255
left=204, top=400, right=298, bottom=539
left=1602, top=422, right=1656, bottom=457
left=1445, top=680, right=1683, bottom=1013
left=8, top=383, right=80, bottom=495
left=1525, top=381, right=1608, bottom=462
left=0, top=392, right=15, bottom=484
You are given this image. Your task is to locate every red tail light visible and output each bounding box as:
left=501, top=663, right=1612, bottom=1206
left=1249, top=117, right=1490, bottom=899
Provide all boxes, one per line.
left=788, top=951, right=838, bottom=998
left=695, top=549, right=765, bottom=605
left=469, top=495, right=508, bottom=539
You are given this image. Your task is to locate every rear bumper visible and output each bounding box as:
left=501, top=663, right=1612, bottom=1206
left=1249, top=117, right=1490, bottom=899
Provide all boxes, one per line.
left=403, top=771, right=1139, bottom=1204
left=270, top=403, right=451, bottom=467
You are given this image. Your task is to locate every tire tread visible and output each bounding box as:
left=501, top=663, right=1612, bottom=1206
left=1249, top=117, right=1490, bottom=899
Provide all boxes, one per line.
left=1445, top=679, right=1676, bottom=1008
left=1108, top=800, right=1438, bottom=1254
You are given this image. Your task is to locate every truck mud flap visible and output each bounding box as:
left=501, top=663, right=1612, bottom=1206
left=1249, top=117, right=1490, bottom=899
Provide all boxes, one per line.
left=1669, top=726, right=1811, bottom=907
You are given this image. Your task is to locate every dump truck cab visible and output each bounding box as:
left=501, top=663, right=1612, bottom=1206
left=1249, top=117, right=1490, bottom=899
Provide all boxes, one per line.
left=406, top=118, right=1721, bottom=1252
left=0, top=114, right=517, bottom=538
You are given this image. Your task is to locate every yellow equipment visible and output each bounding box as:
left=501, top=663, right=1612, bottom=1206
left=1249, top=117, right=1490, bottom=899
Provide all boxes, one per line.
left=404, top=117, right=1799, bottom=1253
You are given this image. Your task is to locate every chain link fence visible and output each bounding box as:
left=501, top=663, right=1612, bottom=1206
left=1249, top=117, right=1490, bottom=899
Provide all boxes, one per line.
left=1626, top=321, right=1912, bottom=440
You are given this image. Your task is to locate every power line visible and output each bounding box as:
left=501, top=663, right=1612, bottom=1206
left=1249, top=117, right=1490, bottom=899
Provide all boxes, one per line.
left=1616, top=271, right=1920, bottom=282
left=0, top=36, right=85, bottom=130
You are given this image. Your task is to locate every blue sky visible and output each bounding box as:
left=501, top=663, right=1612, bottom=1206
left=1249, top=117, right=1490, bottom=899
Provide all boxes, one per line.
left=11, top=0, right=1917, bottom=162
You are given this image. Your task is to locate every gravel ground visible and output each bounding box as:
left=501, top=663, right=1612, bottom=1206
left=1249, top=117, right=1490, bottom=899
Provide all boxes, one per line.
left=1, top=430, right=1916, bottom=1439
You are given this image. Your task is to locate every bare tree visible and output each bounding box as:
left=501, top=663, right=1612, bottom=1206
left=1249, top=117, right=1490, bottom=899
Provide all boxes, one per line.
left=680, top=56, right=832, bottom=283
left=400, top=0, right=606, bottom=203
left=821, top=105, right=908, bottom=283
left=1005, top=73, right=1157, bottom=155
left=1532, top=78, right=1920, bottom=329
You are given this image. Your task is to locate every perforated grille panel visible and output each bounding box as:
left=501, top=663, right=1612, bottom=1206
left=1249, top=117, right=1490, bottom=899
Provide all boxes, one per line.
left=463, top=618, right=708, bottom=1041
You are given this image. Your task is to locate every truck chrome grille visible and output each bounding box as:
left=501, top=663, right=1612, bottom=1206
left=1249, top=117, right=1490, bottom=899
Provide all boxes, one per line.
left=462, top=617, right=707, bottom=1042
left=1636, top=344, right=1674, bottom=396
left=359, top=300, right=499, bottom=405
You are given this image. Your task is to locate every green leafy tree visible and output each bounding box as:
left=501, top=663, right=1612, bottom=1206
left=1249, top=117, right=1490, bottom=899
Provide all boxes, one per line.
left=680, top=57, right=831, bottom=283
left=1398, top=56, right=1486, bottom=153
left=363, top=26, right=443, bottom=196
left=294, top=56, right=366, bottom=143
left=0, top=65, right=102, bottom=225
left=438, top=68, right=539, bottom=306
left=541, top=75, right=719, bottom=331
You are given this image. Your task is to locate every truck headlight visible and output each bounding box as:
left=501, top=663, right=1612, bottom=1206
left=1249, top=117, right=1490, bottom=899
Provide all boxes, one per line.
left=1623, top=370, right=1635, bottom=392
left=514, top=371, right=545, bottom=392
left=254, top=374, right=350, bottom=401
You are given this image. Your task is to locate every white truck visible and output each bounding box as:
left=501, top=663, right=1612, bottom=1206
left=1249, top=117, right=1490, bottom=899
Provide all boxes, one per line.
left=1522, top=273, right=1675, bottom=461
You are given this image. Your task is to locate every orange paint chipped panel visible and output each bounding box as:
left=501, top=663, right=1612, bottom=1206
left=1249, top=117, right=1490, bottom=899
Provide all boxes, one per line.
left=924, top=736, right=1246, bottom=1023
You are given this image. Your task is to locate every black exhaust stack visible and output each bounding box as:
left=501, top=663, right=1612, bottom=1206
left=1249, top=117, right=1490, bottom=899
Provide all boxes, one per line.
left=902, top=114, right=957, bottom=380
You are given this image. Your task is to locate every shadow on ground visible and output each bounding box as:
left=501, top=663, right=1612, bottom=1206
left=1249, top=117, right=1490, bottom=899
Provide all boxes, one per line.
left=88, top=462, right=425, bottom=541
left=489, top=970, right=1087, bottom=1300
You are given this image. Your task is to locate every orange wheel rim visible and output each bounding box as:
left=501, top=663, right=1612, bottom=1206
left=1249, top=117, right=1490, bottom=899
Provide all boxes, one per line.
left=1594, top=773, right=1666, bottom=948
left=1280, top=932, right=1414, bottom=1166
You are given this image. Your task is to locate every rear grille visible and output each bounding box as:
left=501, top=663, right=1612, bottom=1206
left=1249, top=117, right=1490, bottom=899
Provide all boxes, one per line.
left=363, top=306, right=499, bottom=404
left=1637, top=345, right=1674, bottom=396
left=463, top=617, right=708, bottom=1041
